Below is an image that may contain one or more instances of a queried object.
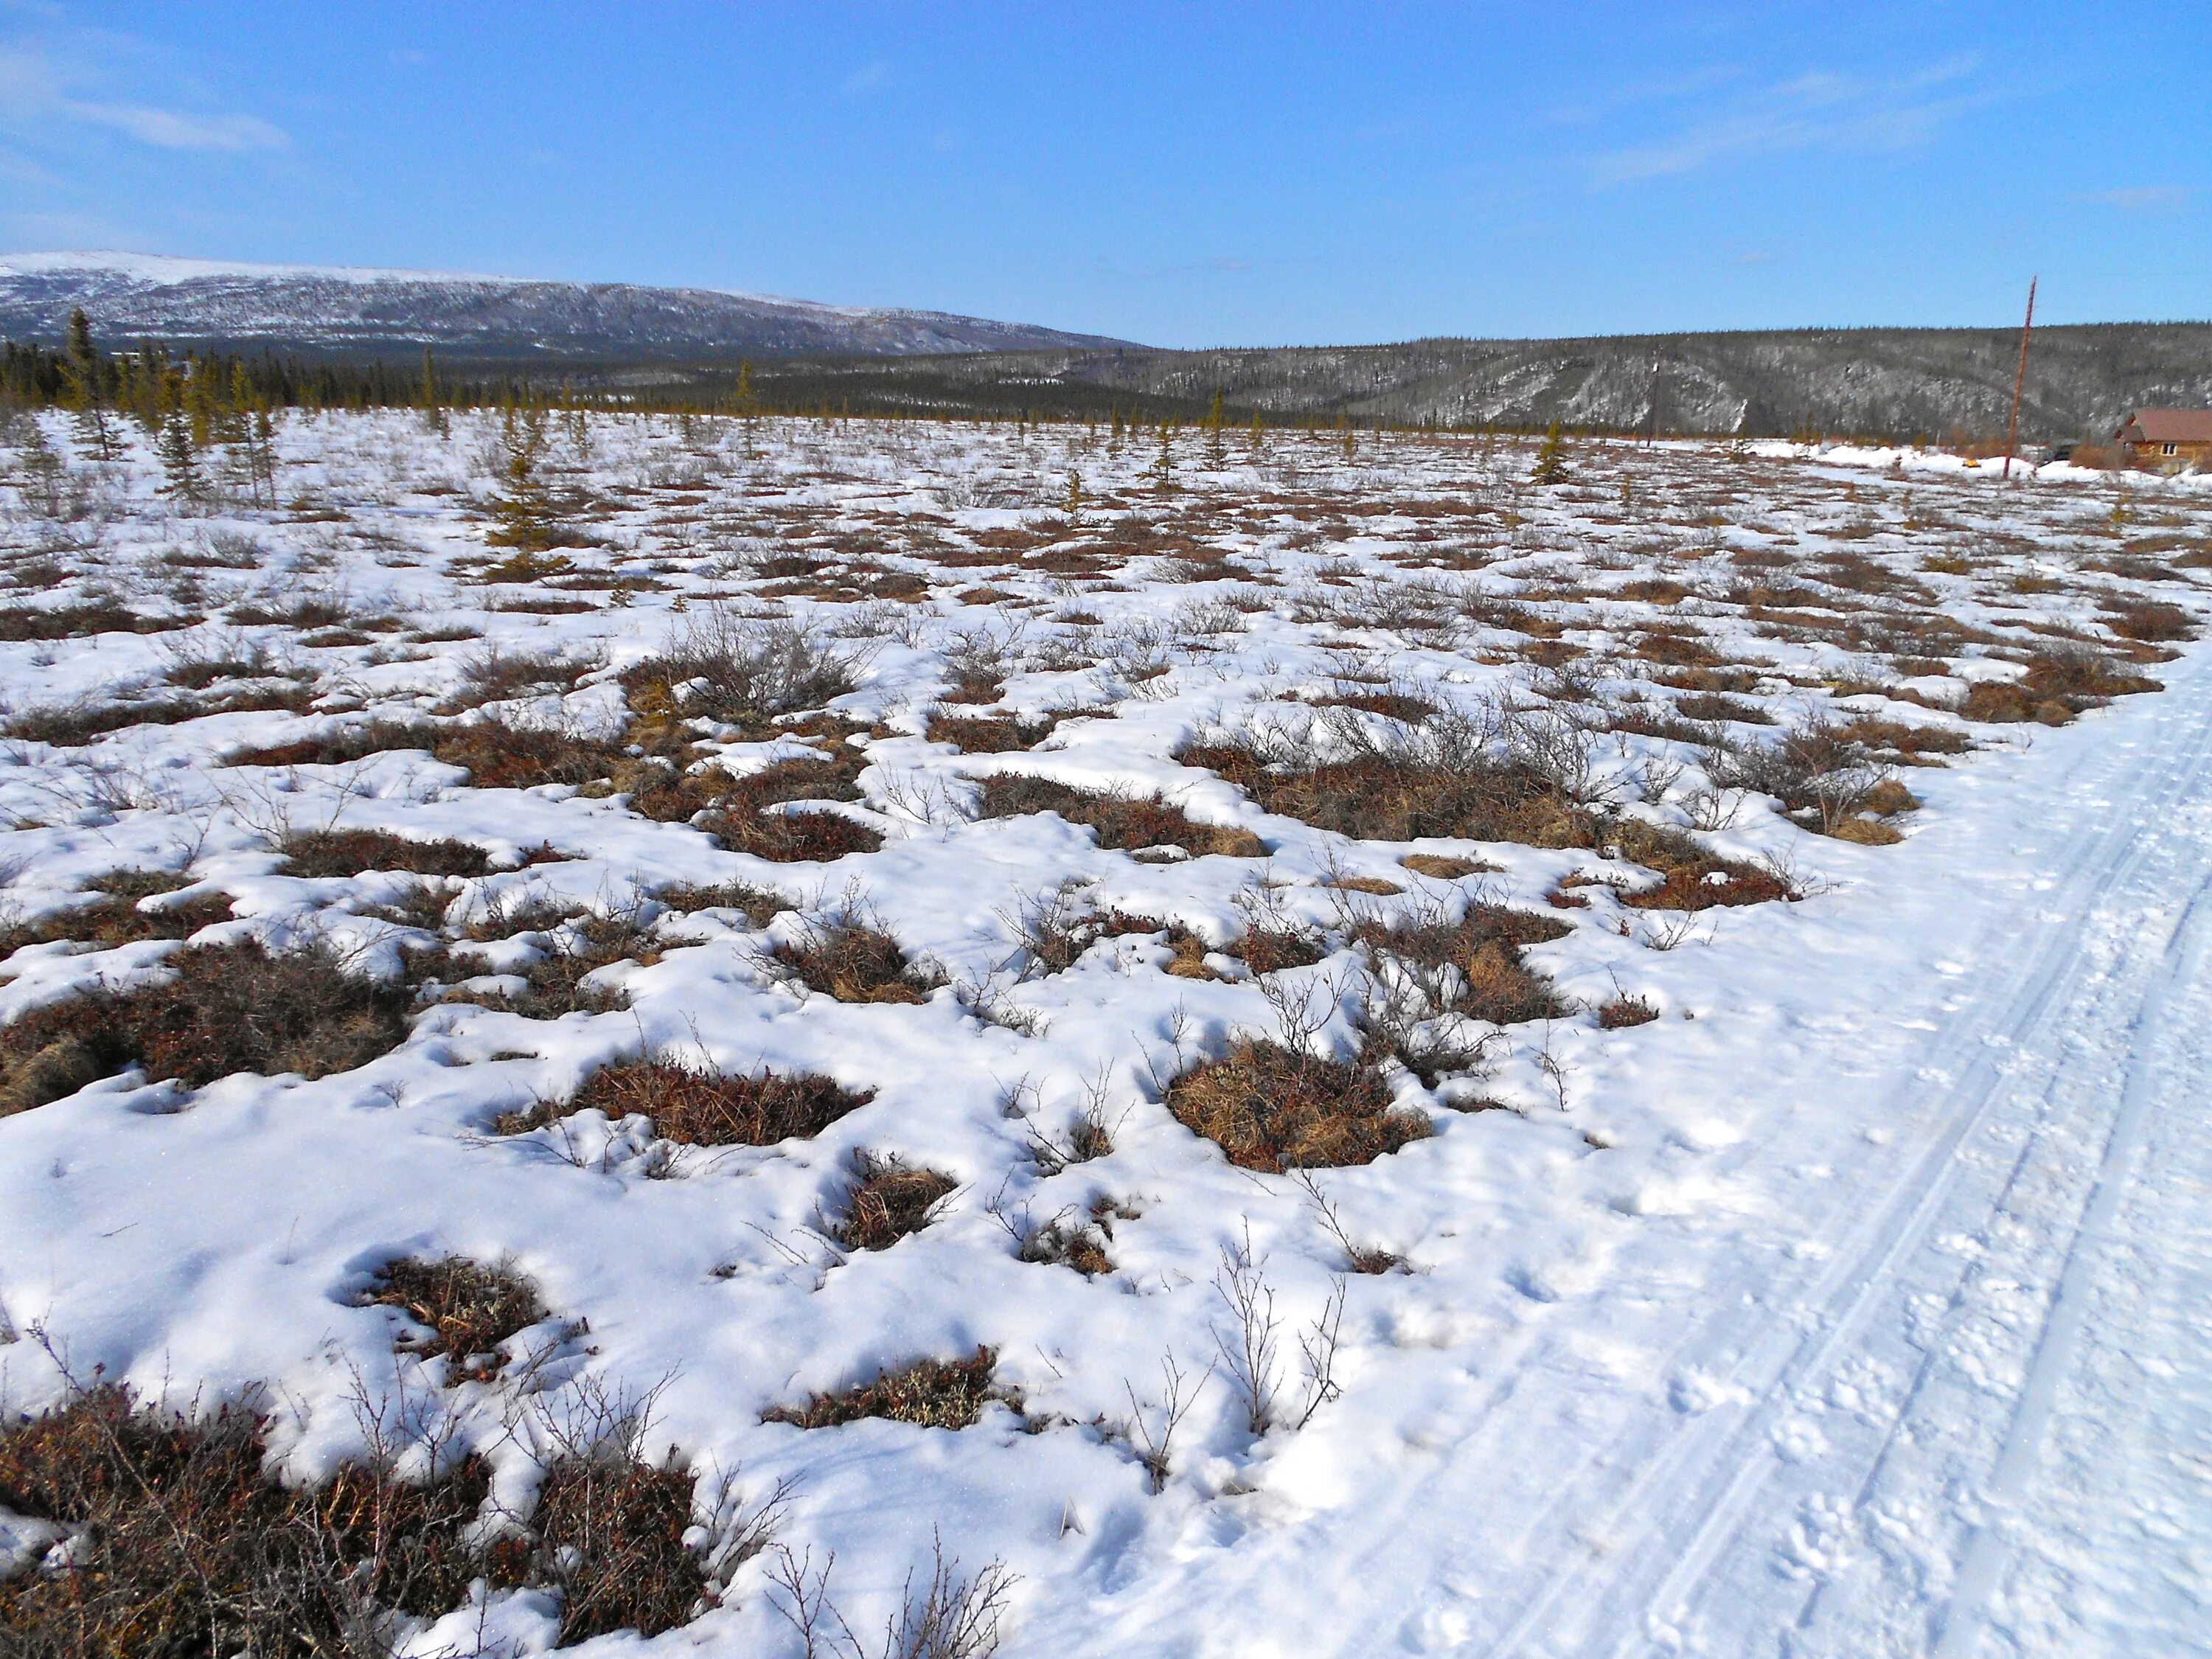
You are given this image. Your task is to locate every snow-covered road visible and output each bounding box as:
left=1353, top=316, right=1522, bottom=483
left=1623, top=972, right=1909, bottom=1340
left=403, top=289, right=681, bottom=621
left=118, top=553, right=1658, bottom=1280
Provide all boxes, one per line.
left=1048, top=652, right=2212, bottom=1658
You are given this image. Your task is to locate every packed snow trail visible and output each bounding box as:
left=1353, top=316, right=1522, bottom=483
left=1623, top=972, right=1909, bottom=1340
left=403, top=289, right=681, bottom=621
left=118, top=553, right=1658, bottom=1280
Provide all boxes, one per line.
left=1039, top=650, right=2212, bottom=1658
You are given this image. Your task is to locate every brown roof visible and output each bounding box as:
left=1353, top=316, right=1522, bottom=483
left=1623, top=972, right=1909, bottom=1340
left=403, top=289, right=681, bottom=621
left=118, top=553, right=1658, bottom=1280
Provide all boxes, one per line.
left=2118, top=408, right=2212, bottom=443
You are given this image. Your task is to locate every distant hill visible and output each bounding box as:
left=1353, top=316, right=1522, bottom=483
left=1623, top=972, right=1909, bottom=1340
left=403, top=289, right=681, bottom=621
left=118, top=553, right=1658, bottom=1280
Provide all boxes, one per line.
left=6, top=252, right=2205, bottom=439
left=0, top=251, right=1133, bottom=359
left=791, top=324, right=2212, bottom=442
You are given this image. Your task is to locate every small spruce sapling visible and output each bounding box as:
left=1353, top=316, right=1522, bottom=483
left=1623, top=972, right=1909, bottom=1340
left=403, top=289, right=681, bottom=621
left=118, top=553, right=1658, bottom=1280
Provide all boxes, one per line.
left=1531, top=420, right=1569, bottom=485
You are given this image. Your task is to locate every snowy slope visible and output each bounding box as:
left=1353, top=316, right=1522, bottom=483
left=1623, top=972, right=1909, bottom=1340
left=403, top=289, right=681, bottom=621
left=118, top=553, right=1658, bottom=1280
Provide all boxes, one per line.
left=0, top=250, right=1133, bottom=357
left=0, top=411, right=2208, bottom=1655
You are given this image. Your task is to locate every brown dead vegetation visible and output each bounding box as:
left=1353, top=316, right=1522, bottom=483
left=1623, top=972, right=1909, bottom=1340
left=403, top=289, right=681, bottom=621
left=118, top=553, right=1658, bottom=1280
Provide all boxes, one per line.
left=1958, top=644, right=2160, bottom=726
left=0, top=602, right=192, bottom=641
left=0, top=940, right=413, bottom=1114
left=4, top=684, right=319, bottom=745
left=1165, top=1038, right=1432, bottom=1172
left=651, top=880, right=790, bottom=925
left=360, top=1255, right=547, bottom=1382
left=925, top=711, right=1057, bottom=752
left=975, top=774, right=1267, bottom=857
left=0, top=873, right=232, bottom=961
left=771, top=919, right=942, bottom=1004
left=0, top=1384, right=493, bottom=1659
left=1352, top=903, right=1571, bottom=1026
left=832, top=1153, right=959, bottom=1251
left=500, top=1059, right=872, bottom=1146
left=763, top=1349, right=1014, bottom=1432
left=0, top=1379, right=725, bottom=1655
left=1596, top=993, right=1660, bottom=1029
left=449, top=908, right=655, bottom=1018
left=279, top=828, right=490, bottom=879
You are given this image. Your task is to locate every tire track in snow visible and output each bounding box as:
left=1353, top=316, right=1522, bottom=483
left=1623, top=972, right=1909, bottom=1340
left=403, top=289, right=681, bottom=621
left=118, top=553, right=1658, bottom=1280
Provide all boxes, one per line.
left=1927, top=869, right=2212, bottom=1655
left=1482, top=667, right=2212, bottom=1659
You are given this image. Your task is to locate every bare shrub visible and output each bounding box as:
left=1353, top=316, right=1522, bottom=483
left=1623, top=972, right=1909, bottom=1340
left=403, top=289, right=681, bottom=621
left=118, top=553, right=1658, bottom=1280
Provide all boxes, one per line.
left=771, top=1533, right=1015, bottom=1659
left=975, top=775, right=1265, bottom=858
left=1178, top=704, right=1593, bottom=849
left=1165, top=1039, right=1430, bottom=1172
left=0, top=940, right=411, bottom=1114
left=773, top=917, right=942, bottom=1004
left=502, top=1059, right=872, bottom=1146
left=764, top=1349, right=1014, bottom=1431
left=623, top=609, right=866, bottom=731
left=1706, top=720, right=1918, bottom=841
left=510, top=1382, right=732, bottom=1646
left=1352, top=901, right=1570, bottom=1026
left=832, top=1153, right=959, bottom=1251
left=359, top=1255, right=547, bottom=1382
left=0, top=1381, right=491, bottom=1658
left=448, top=641, right=606, bottom=707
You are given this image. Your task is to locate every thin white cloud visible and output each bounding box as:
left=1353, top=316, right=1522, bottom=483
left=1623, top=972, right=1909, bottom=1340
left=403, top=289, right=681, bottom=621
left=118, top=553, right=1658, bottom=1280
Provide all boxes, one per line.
left=1548, top=65, right=1745, bottom=129
left=0, top=29, right=288, bottom=154
left=2076, top=185, right=2190, bottom=214
left=61, top=97, right=285, bottom=150
left=1589, top=58, right=1988, bottom=187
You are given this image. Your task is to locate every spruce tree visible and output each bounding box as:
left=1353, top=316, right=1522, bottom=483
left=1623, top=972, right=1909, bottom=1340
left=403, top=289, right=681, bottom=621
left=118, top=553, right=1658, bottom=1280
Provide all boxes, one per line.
left=61, top=307, right=114, bottom=461
left=157, top=413, right=203, bottom=501
left=1531, top=420, right=1568, bottom=485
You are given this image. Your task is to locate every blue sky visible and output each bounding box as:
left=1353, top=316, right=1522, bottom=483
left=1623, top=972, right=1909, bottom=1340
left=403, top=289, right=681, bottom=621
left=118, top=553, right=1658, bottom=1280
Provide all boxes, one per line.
left=1, top=1, right=2205, bottom=347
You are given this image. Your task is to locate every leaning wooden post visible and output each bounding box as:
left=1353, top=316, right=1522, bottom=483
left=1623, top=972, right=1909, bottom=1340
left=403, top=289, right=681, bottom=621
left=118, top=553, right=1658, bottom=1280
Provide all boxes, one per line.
left=2003, top=275, right=2037, bottom=479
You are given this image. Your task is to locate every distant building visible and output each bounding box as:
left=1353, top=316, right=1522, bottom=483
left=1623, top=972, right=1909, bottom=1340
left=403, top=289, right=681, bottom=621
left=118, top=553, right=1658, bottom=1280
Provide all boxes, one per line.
left=2114, top=408, right=2212, bottom=469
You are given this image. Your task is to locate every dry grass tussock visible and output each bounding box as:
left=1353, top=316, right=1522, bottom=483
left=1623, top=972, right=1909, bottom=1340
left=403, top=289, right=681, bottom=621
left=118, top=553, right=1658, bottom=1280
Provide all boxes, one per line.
left=1352, top=901, right=1571, bottom=1026
left=448, top=902, right=658, bottom=1018
left=498, top=1058, right=872, bottom=1146
left=279, top=827, right=490, bottom=879
left=0, top=1377, right=731, bottom=1655
left=772, top=918, right=944, bottom=1004
left=1957, top=644, right=2160, bottom=726
left=226, top=716, right=630, bottom=792
left=975, top=774, right=1267, bottom=858
left=359, top=1254, right=547, bottom=1382
left=1183, top=707, right=1791, bottom=907
left=832, top=1152, right=959, bottom=1251
left=0, top=1383, right=491, bottom=1659
left=0, top=939, right=413, bottom=1116
left=621, top=609, right=866, bottom=734
left=0, top=872, right=232, bottom=961
left=1166, top=1037, right=1432, bottom=1172
left=763, top=1349, right=1015, bottom=1431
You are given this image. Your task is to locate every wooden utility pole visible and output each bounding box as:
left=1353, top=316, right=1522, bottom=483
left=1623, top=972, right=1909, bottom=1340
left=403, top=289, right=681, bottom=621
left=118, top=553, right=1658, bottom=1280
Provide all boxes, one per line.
left=2003, top=275, right=2037, bottom=479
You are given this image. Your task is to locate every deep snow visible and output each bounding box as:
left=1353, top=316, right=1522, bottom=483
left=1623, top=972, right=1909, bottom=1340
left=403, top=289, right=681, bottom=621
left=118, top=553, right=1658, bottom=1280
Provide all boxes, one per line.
left=1, top=408, right=2208, bottom=1655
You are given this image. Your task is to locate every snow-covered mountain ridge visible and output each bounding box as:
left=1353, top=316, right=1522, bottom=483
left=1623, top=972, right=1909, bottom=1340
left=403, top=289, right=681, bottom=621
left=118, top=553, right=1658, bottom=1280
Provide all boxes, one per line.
left=0, top=251, right=1133, bottom=358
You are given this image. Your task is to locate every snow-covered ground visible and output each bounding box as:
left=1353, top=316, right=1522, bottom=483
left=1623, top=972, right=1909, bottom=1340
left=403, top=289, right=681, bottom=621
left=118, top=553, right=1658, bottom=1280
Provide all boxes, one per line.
left=1, top=408, right=2208, bottom=1655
